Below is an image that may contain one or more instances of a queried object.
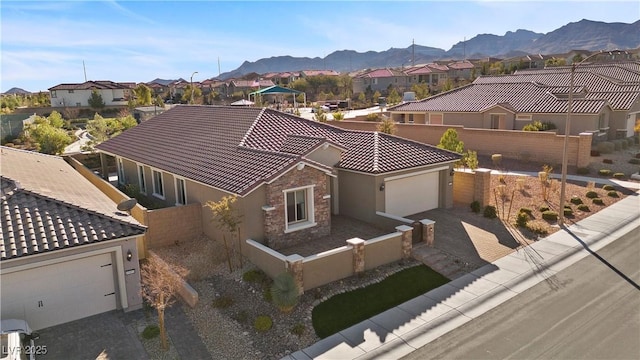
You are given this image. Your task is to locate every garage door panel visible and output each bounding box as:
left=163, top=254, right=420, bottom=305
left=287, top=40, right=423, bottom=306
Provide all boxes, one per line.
left=1, top=253, right=118, bottom=330
left=385, top=171, right=439, bottom=217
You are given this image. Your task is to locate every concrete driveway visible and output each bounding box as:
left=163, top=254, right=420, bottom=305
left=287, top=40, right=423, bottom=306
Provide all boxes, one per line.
left=37, top=310, right=148, bottom=360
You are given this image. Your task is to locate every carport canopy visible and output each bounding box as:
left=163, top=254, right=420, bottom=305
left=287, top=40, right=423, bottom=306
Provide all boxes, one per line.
left=249, top=85, right=306, bottom=107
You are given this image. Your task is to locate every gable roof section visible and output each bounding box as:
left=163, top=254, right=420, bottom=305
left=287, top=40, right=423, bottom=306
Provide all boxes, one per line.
left=49, top=81, right=133, bottom=91
left=97, top=106, right=460, bottom=195
left=0, top=148, right=146, bottom=261
left=388, top=81, right=608, bottom=114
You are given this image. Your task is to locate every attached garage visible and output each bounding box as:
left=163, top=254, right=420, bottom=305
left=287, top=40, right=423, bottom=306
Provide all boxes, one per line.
left=1, top=147, right=147, bottom=331
left=384, top=170, right=441, bottom=217
left=1, top=252, right=120, bottom=330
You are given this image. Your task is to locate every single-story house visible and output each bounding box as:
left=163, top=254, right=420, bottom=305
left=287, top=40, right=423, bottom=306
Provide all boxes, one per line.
left=388, top=62, right=640, bottom=141
left=96, top=105, right=460, bottom=250
left=48, top=80, right=135, bottom=108
left=0, top=147, right=147, bottom=330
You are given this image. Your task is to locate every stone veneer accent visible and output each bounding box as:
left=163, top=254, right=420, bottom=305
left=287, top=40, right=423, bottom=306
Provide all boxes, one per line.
left=264, top=165, right=331, bottom=249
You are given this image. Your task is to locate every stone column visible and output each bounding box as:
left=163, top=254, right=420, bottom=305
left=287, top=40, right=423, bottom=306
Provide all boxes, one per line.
left=286, top=254, right=304, bottom=295
left=474, top=169, right=492, bottom=208
left=420, top=219, right=435, bottom=246
left=395, top=225, right=413, bottom=259
left=346, top=238, right=365, bottom=275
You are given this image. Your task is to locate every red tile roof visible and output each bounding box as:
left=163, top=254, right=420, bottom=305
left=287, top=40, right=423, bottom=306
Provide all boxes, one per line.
left=96, top=106, right=460, bottom=196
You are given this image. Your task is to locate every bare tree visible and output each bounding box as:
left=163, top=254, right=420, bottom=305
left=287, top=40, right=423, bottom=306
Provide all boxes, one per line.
left=140, top=251, right=188, bottom=351
left=204, top=195, right=243, bottom=272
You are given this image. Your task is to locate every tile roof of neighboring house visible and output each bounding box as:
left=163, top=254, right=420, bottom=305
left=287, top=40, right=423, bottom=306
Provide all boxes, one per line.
left=96, top=106, right=460, bottom=196
left=0, top=147, right=146, bottom=260
left=230, top=80, right=275, bottom=88
left=405, top=63, right=449, bottom=75
left=472, top=62, right=640, bottom=111
left=49, top=81, right=134, bottom=91
left=447, top=60, right=475, bottom=70
left=356, top=69, right=405, bottom=79
left=302, top=70, right=340, bottom=76
left=388, top=82, right=608, bottom=114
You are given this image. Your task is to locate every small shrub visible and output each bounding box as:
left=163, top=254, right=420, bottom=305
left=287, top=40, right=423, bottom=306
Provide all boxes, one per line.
left=621, top=140, right=629, bottom=149
left=602, top=184, right=614, bottom=191
left=628, top=158, right=640, bottom=165
left=483, top=205, right=497, bottom=219
left=585, top=190, right=598, bottom=199
left=539, top=205, right=550, bottom=212
left=576, top=167, right=590, bottom=175
left=365, top=113, right=380, bottom=122
left=563, top=208, right=573, bottom=217
left=607, top=191, right=619, bottom=198
left=598, top=169, right=612, bottom=177
left=212, top=295, right=234, bottom=309
left=593, top=198, right=604, bottom=205
left=291, top=323, right=306, bottom=336
left=142, top=325, right=160, bottom=339
left=470, top=201, right=481, bottom=213
left=332, top=112, right=344, bottom=121
left=516, top=211, right=529, bottom=227
left=577, top=204, right=590, bottom=212
left=570, top=196, right=583, bottom=205
left=233, top=310, right=249, bottom=324
left=613, top=173, right=625, bottom=180
left=243, top=269, right=268, bottom=284
left=603, top=159, right=613, bottom=164
left=271, top=272, right=300, bottom=312
left=519, top=207, right=533, bottom=215
left=526, top=221, right=550, bottom=235
left=254, top=315, right=273, bottom=332
left=596, top=141, right=614, bottom=154
left=263, top=287, right=273, bottom=303
left=590, top=150, right=600, bottom=157
left=542, top=210, right=558, bottom=221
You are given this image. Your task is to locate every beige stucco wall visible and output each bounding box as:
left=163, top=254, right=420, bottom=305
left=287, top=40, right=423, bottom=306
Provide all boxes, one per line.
left=145, top=203, right=202, bottom=248
left=50, top=88, right=129, bottom=108
left=364, top=235, right=402, bottom=271
left=302, top=248, right=353, bottom=290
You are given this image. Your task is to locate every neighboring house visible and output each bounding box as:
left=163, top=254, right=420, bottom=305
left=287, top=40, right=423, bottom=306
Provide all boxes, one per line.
left=388, top=62, right=640, bottom=141
left=300, top=70, right=340, bottom=78
left=501, top=54, right=551, bottom=71
left=48, top=81, right=134, bottom=108
left=0, top=147, right=146, bottom=330
left=353, top=68, right=410, bottom=94
left=96, top=106, right=460, bottom=250
left=227, top=79, right=275, bottom=96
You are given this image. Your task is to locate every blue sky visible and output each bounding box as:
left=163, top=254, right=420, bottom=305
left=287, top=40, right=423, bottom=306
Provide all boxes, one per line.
left=1, top=0, right=638, bottom=92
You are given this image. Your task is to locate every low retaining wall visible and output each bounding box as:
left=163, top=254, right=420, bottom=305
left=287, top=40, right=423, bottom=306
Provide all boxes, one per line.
left=245, top=220, right=436, bottom=292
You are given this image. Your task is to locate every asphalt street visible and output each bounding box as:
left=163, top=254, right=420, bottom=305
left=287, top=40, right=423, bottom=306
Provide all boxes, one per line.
left=402, top=225, right=640, bottom=360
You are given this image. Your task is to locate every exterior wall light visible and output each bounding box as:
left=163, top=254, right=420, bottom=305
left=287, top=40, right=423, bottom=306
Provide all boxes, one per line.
left=379, top=183, right=385, bottom=191
left=127, top=249, right=133, bottom=262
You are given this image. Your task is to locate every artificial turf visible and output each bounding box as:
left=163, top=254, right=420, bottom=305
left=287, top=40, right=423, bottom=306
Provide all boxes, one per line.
left=312, top=265, right=449, bottom=338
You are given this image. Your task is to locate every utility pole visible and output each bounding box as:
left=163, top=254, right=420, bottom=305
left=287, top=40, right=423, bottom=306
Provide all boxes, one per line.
left=83, top=61, right=87, bottom=82
left=412, top=39, right=415, bottom=67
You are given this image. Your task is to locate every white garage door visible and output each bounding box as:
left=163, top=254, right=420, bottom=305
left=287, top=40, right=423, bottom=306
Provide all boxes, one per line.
left=385, top=171, right=440, bottom=217
left=1, top=253, right=117, bottom=330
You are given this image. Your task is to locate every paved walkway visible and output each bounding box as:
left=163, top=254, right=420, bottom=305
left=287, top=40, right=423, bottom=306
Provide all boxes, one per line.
left=284, top=188, right=639, bottom=359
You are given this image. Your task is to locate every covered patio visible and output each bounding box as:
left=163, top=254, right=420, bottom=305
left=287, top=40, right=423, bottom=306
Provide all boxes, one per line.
left=249, top=85, right=306, bottom=109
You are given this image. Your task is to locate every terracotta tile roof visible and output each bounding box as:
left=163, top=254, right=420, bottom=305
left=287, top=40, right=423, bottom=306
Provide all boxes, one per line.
left=0, top=148, right=146, bottom=260
left=302, top=70, right=340, bottom=76
left=447, top=60, right=475, bottom=70
left=356, top=69, right=405, bottom=79
left=97, top=106, right=460, bottom=195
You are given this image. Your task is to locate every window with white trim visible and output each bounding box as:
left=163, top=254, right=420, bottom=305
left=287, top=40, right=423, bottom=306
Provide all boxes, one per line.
left=284, top=186, right=315, bottom=232
left=51, top=91, right=57, bottom=98
left=137, top=164, right=146, bottom=194
left=152, top=170, right=165, bottom=199
left=175, top=178, right=187, bottom=205
left=516, top=114, right=532, bottom=121
left=116, top=157, right=125, bottom=185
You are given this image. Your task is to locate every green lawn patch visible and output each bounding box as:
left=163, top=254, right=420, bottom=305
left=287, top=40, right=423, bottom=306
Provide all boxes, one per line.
left=312, top=265, right=449, bottom=338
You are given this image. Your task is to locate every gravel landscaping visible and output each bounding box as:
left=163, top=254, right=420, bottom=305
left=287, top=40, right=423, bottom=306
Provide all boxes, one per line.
left=147, top=143, right=639, bottom=359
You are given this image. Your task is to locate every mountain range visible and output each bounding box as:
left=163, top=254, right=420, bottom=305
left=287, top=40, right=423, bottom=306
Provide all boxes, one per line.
left=219, top=19, right=640, bottom=79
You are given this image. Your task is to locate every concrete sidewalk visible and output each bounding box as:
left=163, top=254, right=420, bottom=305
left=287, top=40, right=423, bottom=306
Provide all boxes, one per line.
left=284, top=192, right=639, bottom=360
